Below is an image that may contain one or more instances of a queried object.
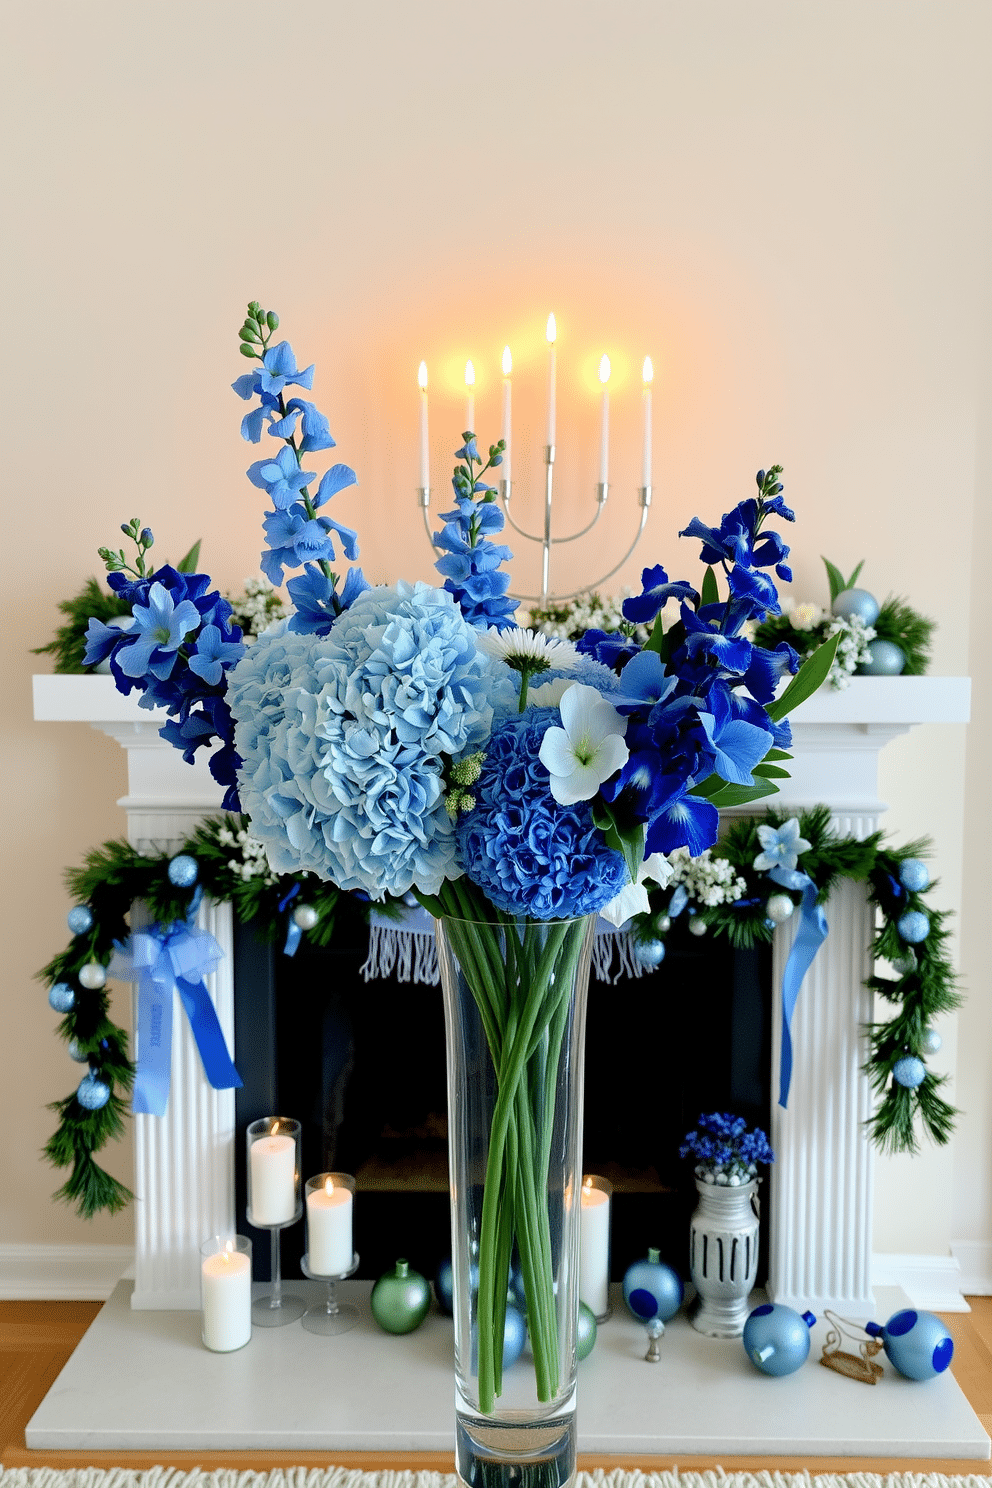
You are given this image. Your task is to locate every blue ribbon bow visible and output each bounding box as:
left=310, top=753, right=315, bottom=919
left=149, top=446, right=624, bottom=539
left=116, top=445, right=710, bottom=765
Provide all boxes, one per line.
left=768, top=864, right=829, bottom=1107
left=109, top=919, right=242, bottom=1117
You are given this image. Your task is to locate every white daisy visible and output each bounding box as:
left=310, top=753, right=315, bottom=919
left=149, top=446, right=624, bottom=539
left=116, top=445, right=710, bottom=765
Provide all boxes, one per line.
left=477, top=626, right=579, bottom=673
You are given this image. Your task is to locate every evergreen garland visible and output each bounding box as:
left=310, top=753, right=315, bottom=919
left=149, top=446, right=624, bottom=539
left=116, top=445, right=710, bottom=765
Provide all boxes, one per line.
left=40, top=809, right=960, bottom=1217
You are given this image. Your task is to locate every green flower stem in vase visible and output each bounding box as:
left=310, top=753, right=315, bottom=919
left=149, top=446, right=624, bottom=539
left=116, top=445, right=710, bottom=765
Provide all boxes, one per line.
left=434, top=912, right=595, bottom=1488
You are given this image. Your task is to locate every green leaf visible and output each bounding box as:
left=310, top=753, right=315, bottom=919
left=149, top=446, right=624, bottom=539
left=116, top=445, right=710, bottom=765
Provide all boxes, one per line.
left=643, top=612, right=666, bottom=655
left=764, top=748, right=793, bottom=761
left=752, top=762, right=791, bottom=779
left=822, top=557, right=848, bottom=604
left=176, top=540, right=202, bottom=573
left=687, top=771, right=725, bottom=799
left=591, top=801, right=644, bottom=882
left=766, top=632, right=840, bottom=721
left=845, top=559, right=865, bottom=590
left=691, top=779, right=780, bottom=809
left=700, top=566, right=719, bottom=608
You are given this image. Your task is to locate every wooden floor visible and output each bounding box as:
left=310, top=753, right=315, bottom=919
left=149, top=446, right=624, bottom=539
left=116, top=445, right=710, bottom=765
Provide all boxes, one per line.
left=2, top=1297, right=990, bottom=1475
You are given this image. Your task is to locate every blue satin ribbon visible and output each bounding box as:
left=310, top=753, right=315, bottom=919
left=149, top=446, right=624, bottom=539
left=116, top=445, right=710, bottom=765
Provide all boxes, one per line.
left=109, top=920, right=242, bottom=1117
left=768, top=864, right=829, bottom=1108
left=277, top=883, right=302, bottom=956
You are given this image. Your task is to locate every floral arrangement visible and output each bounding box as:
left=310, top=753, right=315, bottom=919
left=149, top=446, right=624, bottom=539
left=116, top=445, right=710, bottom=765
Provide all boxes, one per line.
left=77, top=301, right=838, bottom=1412
left=680, top=1112, right=774, bottom=1185
left=528, top=590, right=649, bottom=646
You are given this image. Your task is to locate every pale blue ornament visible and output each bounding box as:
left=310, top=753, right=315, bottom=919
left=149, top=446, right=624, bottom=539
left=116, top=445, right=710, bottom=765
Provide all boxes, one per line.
left=167, top=854, right=199, bottom=888
left=919, top=1027, right=942, bottom=1056
left=622, top=1248, right=684, bottom=1322
left=76, top=1073, right=111, bottom=1110
left=501, top=1303, right=527, bottom=1369
left=78, top=962, right=107, bottom=989
left=866, top=1309, right=953, bottom=1381
left=859, top=639, right=905, bottom=676
left=48, top=983, right=75, bottom=1013
left=292, top=904, right=320, bottom=931
left=765, top=893, right=795, bottom=925
left=67, top=906, right=94, bottom=935
left=892, top=1056, right=926, bottom=1088
left=832, top=587, right=880, bottom=625
left=897, top=910, right=930, bottom=944
left=577, top=1301, right=597, bottom=1360
left=899, top=858, right=930, bottom=893
left=67, top=1038, right=89, bottom=1063
left=743, top=1303, right=816, bottom=1376
left=634, top=938, right=665, bottom=968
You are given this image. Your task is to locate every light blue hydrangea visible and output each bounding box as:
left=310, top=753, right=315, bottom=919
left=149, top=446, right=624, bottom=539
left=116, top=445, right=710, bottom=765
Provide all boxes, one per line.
left=227, top=581, right=497, bottom=898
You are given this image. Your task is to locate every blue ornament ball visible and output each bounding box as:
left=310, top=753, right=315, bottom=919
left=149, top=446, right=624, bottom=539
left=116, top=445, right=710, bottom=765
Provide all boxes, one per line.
left=743, top=1303, right=816, bottom=1376
left=434, top=1257, right=453, bottom=1314
left=859, top=639, right=906, bottom=676
left=577, top=1301, right=598, bottom=1360
left=867, top=1309, right=954, bottom=1381
left=898, top=910, right=930, bottom=944
left=919, top=1027, right=942, bottom=1056
left=832, top=587, right=880, bottom=626
left=48, top=983, right=76, bottom=1013
left=899, top=858, right=930, bottom=893
left=502, top=1303, right=527, bottom=1369
left=67, top=905, right=93, bottom=935
left=167, top=854, right=199, bottom=888
left=76, top=1073, right=111, bottom=1110
left=622, top=1249, right=684, bottom=1322
left=892, top=1055, right=927, bottom=1089
left=633, top=938, right=665, bottom=968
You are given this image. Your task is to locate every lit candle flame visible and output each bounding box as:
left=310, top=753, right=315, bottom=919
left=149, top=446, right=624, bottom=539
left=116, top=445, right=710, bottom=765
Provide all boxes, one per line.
left=271, top=1119, right=279, bottom=1135
left=465, top=360, right=475, bottom=388
left=583, top=1176, right=593, bottom=1192
left=324, top=1176, right=334, bottom=1196
left=599, top=354, right=611, bottom=385
left=502, top=345, right=512, bottom=377
left=642, top=356, right=654, bottom=384
left=418, top=361, right=428, bottom=390
left=546, top=313, right=557, bottom=345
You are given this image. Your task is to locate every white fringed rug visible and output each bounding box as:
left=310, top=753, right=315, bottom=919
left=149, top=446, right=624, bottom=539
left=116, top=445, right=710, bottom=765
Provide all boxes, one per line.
left=3, top=1471, right=992, bottom=1488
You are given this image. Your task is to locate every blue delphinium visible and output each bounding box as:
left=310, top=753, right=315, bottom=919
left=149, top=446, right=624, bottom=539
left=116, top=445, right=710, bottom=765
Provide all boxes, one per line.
left=456, top=710, right=628, bottom=919
left=227, top=582, right=498, bottom=898
left=433, top=437, right=518, bottom=632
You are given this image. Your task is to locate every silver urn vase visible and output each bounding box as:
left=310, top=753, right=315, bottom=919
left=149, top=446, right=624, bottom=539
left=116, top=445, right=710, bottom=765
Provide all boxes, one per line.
left=688, top=1174, right=760, bottom=1336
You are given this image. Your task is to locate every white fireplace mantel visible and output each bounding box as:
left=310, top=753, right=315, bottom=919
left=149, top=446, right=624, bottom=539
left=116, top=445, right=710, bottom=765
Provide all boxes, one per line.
left=33, top=672, right=972, bottom=1312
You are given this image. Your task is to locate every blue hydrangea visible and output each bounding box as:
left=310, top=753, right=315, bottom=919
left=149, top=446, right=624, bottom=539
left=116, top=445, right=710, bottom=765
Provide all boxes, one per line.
left=227, top=583, right=496, bottom=898
left=456, top=711, right=628, bottom=919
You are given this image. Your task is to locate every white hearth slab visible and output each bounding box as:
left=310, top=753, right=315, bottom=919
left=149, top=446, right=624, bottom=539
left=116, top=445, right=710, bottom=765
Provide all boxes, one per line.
left=26, top=1281, right=990, bottom=1459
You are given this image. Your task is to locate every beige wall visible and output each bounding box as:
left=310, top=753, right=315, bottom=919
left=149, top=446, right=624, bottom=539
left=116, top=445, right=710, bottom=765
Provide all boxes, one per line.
left=3, top=2, right=989, bottom=1263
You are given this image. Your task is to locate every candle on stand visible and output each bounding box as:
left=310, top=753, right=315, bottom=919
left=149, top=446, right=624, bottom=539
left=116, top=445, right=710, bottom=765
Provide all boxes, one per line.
left=579, top=1174, right=612, bottom=1319
left=641, top=356, right=654, bottom=489
left=501, top=345, right=512, bottom=480
left=248, top=1121, right=297, bottom=1225
left=418, top=361, right=429, bottom=489
left=598, top=354, right=611, bottom=486
left=306, top=1173, right=355, bottom=1276
left=465, top=360, right=475, bottom=433
left=546, top=314, right=557, bottom=447
left=200, top=1237, right=251, bottom=1352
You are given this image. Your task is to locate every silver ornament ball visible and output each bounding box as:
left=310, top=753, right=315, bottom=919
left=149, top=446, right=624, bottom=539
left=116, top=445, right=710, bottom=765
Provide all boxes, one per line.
left=67, top=1038, right=90, bottom=1063
left=919, top=1027, right=942, bottom=1056
left=688, top=916, right=707, bottom=937
left=292, top=904, right=320, bottom=931
left=67, top=905, right=94, bottom=935
left=657, top=915, right=671, bottom=934
left=859, top=639, right=906, bottom=676
left=48, top=983, right=75, bottom=1013
left=832, top=587, right=880, bottom=626
left=76, top=1074, right=111, bottom=1110
left=765, top=893, right=795, bottom=925
left=78, top=962, right=107, bottom=990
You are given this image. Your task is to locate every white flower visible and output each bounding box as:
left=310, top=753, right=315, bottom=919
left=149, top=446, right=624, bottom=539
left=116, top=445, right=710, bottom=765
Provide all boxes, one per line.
left=538, top=683, right=629, bottom=805
left=527, top=677, right=572, bottom=709
left=599, top=853, right=675, bottom=927
left=477, top=626, right=579, bottom=670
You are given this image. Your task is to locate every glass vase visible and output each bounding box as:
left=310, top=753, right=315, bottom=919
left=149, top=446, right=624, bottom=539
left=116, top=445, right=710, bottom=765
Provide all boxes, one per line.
left=436, top=913, right=596, bottom=1488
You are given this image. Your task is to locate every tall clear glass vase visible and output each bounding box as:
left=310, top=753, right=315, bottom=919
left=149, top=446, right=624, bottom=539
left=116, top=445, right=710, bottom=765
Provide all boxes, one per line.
left=435, top=913, right=596, bottom=1488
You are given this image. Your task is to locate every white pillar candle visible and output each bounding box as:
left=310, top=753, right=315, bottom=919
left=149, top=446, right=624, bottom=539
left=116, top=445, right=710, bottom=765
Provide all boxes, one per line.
left=546, top=314, right=557, bottom=446
left=201, top=1245, right=251, bottom=1352
left=465, top=360, right=475, bottom=434
left=501, top=345, right=512, bottom=480
left=418, top=361, right=429, bottom=489
left=306, top=1176, right=354, bottom=1275
left=598, top=354, right=611, bottom=486
left=579, top=1176, right=611, bottom=1318
left=641, top=356, right=653, bottom=489
left=249, top=1133, right=296, bottom=1225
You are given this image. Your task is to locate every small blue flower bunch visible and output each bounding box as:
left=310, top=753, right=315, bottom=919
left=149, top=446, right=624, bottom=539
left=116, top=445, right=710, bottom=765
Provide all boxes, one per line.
left=432, top=436, right=518, bottom=631
left=680, top=1111, right=775, bottom=1185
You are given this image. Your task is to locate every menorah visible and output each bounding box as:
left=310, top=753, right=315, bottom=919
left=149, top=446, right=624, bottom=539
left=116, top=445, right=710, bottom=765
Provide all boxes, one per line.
left=416, top=316, right=654, bottom=603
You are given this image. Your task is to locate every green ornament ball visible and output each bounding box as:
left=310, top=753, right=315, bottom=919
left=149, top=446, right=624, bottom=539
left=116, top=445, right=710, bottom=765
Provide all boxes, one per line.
left=371, top=1258, right=432, bottom=1334
left=577, top=1301, right=597, bottom=1360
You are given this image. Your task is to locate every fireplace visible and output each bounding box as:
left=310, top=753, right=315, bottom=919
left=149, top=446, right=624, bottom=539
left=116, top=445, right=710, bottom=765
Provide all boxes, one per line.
left=32, top=671, right=972, bottom=1313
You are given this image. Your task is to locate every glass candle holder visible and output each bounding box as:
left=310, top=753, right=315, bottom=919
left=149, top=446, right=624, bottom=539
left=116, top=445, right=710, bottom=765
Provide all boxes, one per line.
left=200, top=1234, right=252, bottom=1352
left=579, top=1173, right=613, bottom=1321
left=301, top=1171, right=359, bottom=1335
left=246, top=1116, right=304, bottom=1326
